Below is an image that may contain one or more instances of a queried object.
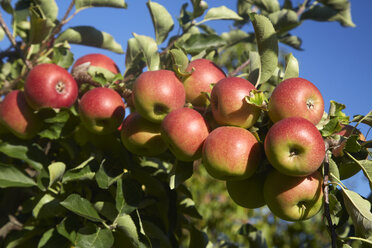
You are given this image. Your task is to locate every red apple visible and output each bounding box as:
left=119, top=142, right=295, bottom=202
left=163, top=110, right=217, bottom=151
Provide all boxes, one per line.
left=132, top=70, right=185, bottom=123
left=72, top=53, right=120, bottom=75
left=161, top=107, right=209, bottom=161
left=0, top=90, right=42, bottom=139
left=264, top=117, right=325, bottom=177
left=226, top=172, right=266, bottom=209
left=268, top=77, right=324, bottom=125
left=120, top=112, right=167, bottom=156
left=263, top=170, right=323, bottom=222
left=24, top=63, right=78, bottom=110
left=210, top=77, right=260, bottom=128
left=202, top=126, right=262, bottom=180
left=183, top=58, right=226, bottom=107
left=79, top=87, right=125, bottom=134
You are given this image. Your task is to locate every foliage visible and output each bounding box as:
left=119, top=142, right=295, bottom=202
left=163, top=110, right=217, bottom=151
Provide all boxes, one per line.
left=0, top=0, right=370, bottom=247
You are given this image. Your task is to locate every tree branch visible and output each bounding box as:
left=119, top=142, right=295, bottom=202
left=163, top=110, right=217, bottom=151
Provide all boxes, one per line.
left=229, top=59, right=251, bottom=77
left=322, top=150, right=338, bottom=248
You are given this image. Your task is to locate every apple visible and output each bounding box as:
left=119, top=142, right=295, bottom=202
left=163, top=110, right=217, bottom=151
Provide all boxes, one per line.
left=210, top=77, right=260, bottom=128
left=202, top=126, right=262, bottom=180
left=71, top=53, right=120, bottom=86
left=79, top=87, right=125, bottom=134
left=161, top=107, right=209, bottom=161
left=120, top=112, right=168, bottom=156
left=263, top=170, right=323, bottom=222
left=132, top=70, right=186, bottom=123
left=183, top=58, right=226, bottom=107
left=24, top=63, right=78, bottom=110
left=264, top=117, right=325, bottom=177
left=226, top=172, right=266, bottom=209
left=268, top=77, right=324, bottom=125
left=0, top=90, right=42, bottom=139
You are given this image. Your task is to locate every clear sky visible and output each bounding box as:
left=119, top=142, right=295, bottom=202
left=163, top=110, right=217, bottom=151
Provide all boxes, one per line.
left=1, top=1, right=371, bottom=196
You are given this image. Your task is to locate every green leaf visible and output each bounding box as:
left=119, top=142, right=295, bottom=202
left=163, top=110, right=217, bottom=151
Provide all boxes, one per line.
left=279, top=34, right=303, bottom=50
left=29, top=5, right=55, bottom=44
left=346, top=154, right=372, bottom=186
left=35, top=0, right=58, bottom=21
left=60, top=194, right=103, bottom=222
left=142, top=220, right=172, bottom=248
left=352, top=110, right=372, bottom=127
left=202, top=6, right=243, bottom=22
left=124, top=37, right=144, bottom=77
left=75, top=223, right=114, bottom=248
left=0, top=163, right=37, bottom=188
left=238, top=223, right=268, bottom=248
left=328, top=100, right=349, bottom=123
left=39, top=109, right=72, bottom=140
left=170, top=48, right=190, bottom=76
left=245, top=90, right=268, bottom=111
left=180, top=33, right=226, bottom=55
left=56, top=216, right=79, bottom=243
left=189, top=226, right=210, bottom=248
left=94, top=201, right=118, bottom=222
left=75, top=0, right=127, bottom=9
left=52, top=43, right=74, bottom=68
left=300, top=2, right=355, bottom=27
left=342, top=188, right=372, bottom=239
left=133, top=33, right=160, bottom=71
left=283, top=53, right=299, bottom=80
left=114, top=214, right=140, bottom=248
left=169, top=161, right=193, bottom=190
left=320, top=117, right=342, bottom=137
left=56, top=26, right=124, bottom=54
left=95, top=160, right=123, bottom=189
left=48, top=162, right=66, bottom=187
left=247, top=51, right=261, bottom=86
left=37, top=228, right=54, bottom=248
left=268, top=9, right=299, bottom=34
left=32, top=193, right=65, bottom=219
left=88, top=65, right=116, bottom=86
left=328, top=155, right=340, bottom=182
left=249, top=13, right=278, bottom=86
left=147, top=1, right=174, bottom=44
left=0, top=25, right=5, bottom=41
left=191, top=0, right=208, bottom=18
left=250, top=0, right=280, bottom=13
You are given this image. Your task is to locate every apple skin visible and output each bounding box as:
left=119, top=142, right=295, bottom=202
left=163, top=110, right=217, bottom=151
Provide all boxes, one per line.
left=161, top=107, right=209, bottom=161
left=210, top=77, right=260, bottom=128
left=24, top=63, right=78, bottom=110
left=132, top=70, right=186, bottom=123
left=120, top=112, right=168, bottom=156
left=226, top=172, right=266, bottom=209
left=183, top=58, right=226, bottom=107
left=0, top=90, right=42, bottom=139
left=263, top=170, right=323, bottom=222
left=264, top=117, right=325, bottom=177
left=202, top=126, right=262, bottom=181
left=268, top=77, right=324, bottom=125
left=72, top=53, right=120, bottom=74
left=79, top=87, right=125, bottom=134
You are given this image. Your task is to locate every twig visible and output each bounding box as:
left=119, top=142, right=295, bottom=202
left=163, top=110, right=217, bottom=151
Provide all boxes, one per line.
left=322, top=151, right=338, bottom=248
left=229, top=59, right=251, bottom=77
left=0, top=12, right=31, bottom=69
left=297, top=0, right=309, bottom=17
left=160, top=23, right=195, bottom=56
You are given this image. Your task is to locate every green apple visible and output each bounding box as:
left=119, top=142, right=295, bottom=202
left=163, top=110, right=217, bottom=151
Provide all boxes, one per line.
left=79, top=87, right=125, bottom=134
left=183, top=58, right=226, bottom=107
left=132, top=70, right=186, bottom=123
left=263, top=169, right=324, bottom=222
left=264, top=117, right=325, bottom=177
left=210, top=77, right=260, bottom=128
left=268, top=77, right=324, bottom=125
left=120, top=112, right=167, bottom=156
left=161, top=107, right=209, bottom=161
left=226, top=172, right=266, bottom=209
left=202, top=126, right=262, bottom=180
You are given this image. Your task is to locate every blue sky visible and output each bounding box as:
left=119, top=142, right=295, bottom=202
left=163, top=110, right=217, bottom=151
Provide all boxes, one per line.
left=1, top=1, right=371, bottom=196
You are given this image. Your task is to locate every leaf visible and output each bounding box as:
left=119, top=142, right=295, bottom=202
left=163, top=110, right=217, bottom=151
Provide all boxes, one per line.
left=238, top=223, right=268, bottom=248
left=29, top=5, right=55, bottom=44
left=169, top=161, right=193, bottom=190
left=75, top=223, right=114, bottom=248
left=32, top=193, right=65, bottom=219
left=35, top=0, right=58, bottom=21
left=180, top=33, right=226, bottom=55
left=346, top=154, right=372, bottom=186
left=202, top=6, right=243, bottom=22
left=279, top=34, right=303, bottom=50
left=56, top=216, right=80, bottom=243
left=191, top=0, right=208, bottom=18
left=352, top=110, right=372, bottom=127
left=48, top=162, right=66, bottom=187
left=189, top=226, right=210, bottom=248
left=170, top=48, right=190, bottom=76
left=247, top=51, right=261, bottom=86
left=52, top=43, right=74, bottom=68
left=75, top=0, right=127, bottom=9
left=56, top=26, right=124, bottom=54
left=133, top=33, right=160, bottom=71
left=328, top=100, right=349, bottom=123
left=0, top=27, right=4, bottom=41
left=60, top=194, right=103, bottom=222
left=95, top=160, right=123, bottom=189
left=114, top=214, right=140, bottom=248
left=62, top=164, right=96, bottom=183
left=342, top=188, right=372, bottom=239
left=320, top=117, right=342, bottom=137
left=147, top=1, right=174, bottom=44
left=142, top=220, right=172, bottom=248
left=245, top=90, right=268, bottom=111
left=283, top=53, right=299, bottom=80
left=0, top=162, right=36, bottom=188
left=250, top=0, right=280, bottom=13
left=268, top=9, right=299, bottom=34
left=94, top=201, right=118, bottom=222
left=249, top=13, right=278, bottom=86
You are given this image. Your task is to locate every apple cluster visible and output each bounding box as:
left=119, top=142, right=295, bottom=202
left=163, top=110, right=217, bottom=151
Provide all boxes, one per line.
left=0, top=54, right=329, bottom=223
